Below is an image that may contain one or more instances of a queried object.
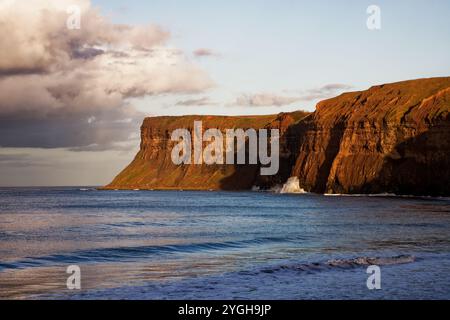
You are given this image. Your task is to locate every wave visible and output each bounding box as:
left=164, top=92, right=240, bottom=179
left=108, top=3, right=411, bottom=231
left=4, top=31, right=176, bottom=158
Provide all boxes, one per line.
left=0, top=236, right=296, bottom=272
left=324, top=193, right=396, bottom=197
left=280, top=177, right=307, bottom=194
left=260, top=255, right=415, bottom=274
left=324, top=193, right=450, bottom=200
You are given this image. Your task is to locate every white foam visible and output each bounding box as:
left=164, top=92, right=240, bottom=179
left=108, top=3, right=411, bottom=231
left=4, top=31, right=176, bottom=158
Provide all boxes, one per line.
left=323, top=193, right=442, bottom=198
left=280, top=177, right=306, bottom=194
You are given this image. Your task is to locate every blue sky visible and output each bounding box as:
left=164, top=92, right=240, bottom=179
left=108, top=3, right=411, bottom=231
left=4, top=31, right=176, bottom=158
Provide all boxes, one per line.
left=94, top=0, right=450, bottom=115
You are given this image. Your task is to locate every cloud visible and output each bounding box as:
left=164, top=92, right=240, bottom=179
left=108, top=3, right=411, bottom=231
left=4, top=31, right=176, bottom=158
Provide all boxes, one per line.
left=193, top=48, right=219, bottom=58
left=233, top=93, right=301, bottom=107
left=0, top=0, right=213, bottom=149
left=0, top=152, right=52, bottom=168
left=232, top=84, right=353, bottom=107
left=299, top=83, right=353, bottom=101
left=175, top=97, right=217, bottom=106
left=0, top=153, right=28, bottom=162
left=0, top=147, right=139, bottom=186
left=320, top=84, right=353, bottom=91
left=68, top=138, right=139, bottom=152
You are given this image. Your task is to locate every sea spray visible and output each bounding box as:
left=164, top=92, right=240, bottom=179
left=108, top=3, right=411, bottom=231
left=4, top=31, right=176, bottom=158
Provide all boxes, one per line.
left=280, top=177, right=306, bottom=194
left=251, top=185, right=260, bottom=191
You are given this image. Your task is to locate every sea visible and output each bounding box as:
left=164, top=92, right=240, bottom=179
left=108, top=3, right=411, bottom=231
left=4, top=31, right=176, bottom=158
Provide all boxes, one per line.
left=0, top=187, right=449, bottom=299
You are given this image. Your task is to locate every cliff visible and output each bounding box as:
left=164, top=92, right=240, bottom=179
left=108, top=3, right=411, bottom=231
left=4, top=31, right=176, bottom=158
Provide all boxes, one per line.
left=105, top=111, right=310, bottom=190
left=105, top=77, right=450, bottom=196
left=290, top=77, right=450, bottom=196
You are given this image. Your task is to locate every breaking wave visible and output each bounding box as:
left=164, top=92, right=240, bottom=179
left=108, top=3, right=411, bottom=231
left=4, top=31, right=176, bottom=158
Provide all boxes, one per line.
left=280, top=177, right=307, bottom=194
left=0, top=236, right=298, bottom=272
left=260, top=255, right=415, bottom=274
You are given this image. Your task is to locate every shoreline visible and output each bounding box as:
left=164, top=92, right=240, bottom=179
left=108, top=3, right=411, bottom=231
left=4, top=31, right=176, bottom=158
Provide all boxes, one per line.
left=97, top=186, right=450, bottom=199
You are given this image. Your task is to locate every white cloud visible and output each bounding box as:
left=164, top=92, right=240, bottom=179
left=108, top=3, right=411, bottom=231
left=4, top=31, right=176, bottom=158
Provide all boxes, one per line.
left=233, top=93, right=301, bottom=107
left=0, top=0, right=213, bottom=148
left=175, top=97, right=217, bottom=106
left=232, top=84, right=353, bottom=107
left=193, top=48, right=219, bottom=58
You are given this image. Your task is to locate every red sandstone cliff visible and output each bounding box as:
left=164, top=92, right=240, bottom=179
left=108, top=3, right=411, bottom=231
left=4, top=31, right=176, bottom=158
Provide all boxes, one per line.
left=105, top=77, right=450, bottom=196
left=290, top=77, right=450, bottom=196
left=104, top=112, right=309, bottom=190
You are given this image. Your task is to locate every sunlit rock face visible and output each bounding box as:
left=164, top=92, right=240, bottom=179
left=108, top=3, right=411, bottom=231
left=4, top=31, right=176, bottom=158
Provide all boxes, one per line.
left=291, top=77, right=450, bottom=196
left=104, top=111, right=310, bottom=191
left=105, top=77, right=450, bottom=196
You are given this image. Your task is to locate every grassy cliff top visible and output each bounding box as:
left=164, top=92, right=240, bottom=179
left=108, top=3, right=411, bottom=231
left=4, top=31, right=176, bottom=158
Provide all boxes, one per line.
left=142, top=110, right=310, bottom=130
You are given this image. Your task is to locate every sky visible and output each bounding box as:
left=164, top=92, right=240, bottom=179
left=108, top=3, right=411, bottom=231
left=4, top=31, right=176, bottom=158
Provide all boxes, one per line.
left=0, top=0, right=449, bottom=186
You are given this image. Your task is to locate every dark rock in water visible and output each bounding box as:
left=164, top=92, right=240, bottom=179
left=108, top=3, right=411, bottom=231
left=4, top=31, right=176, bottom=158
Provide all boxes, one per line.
left=104, top=77, right=450, bottom=196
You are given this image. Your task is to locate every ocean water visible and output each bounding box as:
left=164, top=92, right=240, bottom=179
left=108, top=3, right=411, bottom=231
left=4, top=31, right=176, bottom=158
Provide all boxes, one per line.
left=0, top=187, right=449, bottom=300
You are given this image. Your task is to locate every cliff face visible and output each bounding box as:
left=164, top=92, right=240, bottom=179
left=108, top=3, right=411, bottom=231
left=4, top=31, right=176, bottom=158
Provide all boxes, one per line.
left=105, top=77, right=450, bottom=196
left=291, top=77, right=450, bottom=196
left=105, top=112, right=309, bottom=190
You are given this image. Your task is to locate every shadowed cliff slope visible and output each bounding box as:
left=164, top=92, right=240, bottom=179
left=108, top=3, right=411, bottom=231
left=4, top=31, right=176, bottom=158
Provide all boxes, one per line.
left=105, top=77, right=450, bottom=196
